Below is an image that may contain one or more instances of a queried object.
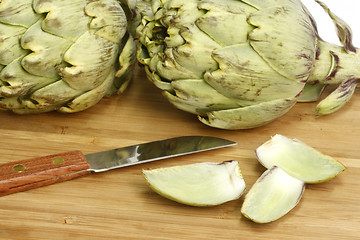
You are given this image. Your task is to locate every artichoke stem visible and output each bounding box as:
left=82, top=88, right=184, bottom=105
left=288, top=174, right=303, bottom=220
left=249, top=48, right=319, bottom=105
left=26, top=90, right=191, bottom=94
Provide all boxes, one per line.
left=309, top=40, right=360, bottom=85
left=309, top=40, right=360, bottom=115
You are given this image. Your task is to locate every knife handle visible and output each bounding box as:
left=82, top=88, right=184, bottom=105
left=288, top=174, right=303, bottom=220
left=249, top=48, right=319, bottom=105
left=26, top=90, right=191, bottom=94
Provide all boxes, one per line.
left=0, top=150, right=91, bottom=196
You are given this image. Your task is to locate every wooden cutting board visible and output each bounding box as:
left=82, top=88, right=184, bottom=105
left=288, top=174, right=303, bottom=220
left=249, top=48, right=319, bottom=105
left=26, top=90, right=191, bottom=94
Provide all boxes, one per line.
left=0, top=66, right=359, bottom=240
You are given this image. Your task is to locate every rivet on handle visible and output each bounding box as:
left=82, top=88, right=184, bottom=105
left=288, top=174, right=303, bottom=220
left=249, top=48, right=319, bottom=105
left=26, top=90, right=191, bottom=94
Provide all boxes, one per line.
left=52, top=157, right=65, bottom=165
left=13, top=164, right=26, bottom=173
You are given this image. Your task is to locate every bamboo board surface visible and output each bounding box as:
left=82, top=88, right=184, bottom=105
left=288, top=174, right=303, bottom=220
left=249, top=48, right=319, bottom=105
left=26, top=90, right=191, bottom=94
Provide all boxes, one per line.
left=0, top=66, right=359, bottom=240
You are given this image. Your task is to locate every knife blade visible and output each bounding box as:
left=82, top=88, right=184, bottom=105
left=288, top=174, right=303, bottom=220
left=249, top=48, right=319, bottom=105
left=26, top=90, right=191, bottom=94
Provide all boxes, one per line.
left=0, top=136, right=236, bottom=196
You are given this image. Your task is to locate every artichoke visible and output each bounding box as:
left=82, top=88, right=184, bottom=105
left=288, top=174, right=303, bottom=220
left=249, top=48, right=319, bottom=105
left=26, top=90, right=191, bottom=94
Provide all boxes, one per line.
left=136, top=0, right=360, bottom=129
left=0, top=0, right=136, bottom=113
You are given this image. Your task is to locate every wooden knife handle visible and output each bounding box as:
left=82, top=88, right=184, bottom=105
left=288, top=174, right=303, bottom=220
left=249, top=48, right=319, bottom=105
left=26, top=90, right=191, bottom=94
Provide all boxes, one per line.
left=0, top=150, right=91, bottom=196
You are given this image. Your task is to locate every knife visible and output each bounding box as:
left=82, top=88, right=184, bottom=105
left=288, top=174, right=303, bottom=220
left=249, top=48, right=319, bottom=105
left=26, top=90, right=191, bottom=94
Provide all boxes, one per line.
left=0, top=136, right=236, bottom=196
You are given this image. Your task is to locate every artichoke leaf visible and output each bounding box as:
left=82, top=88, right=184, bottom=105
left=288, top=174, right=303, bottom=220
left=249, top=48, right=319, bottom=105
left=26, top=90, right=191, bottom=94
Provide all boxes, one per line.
left=297, top=83, right=325, bottom=102
left=59, top=65, right=118, bottom=113
left=316, top=77, right=359, bottom=115
left=33, top=0, right=92, bottom=41
left=315, top=0, right=356, bottom=53
left=0, top=97, right=25, bottom=112
left=113, top=35, right=137, bottom=94
left=85, top=0, right=128, bottom=44
left=158, top=25, right=220, bottom=80
left=155, top=47, right=204, bottom=80
left=127, top=0, right=153, bottom=37
left=163, top=91, right=203, bottom=115
left=248, top=3, right=316, bottom=81
left=196, top=0, right=256, bottom=46
left=206, top=43, right=305, bottom=101
left=241, top=0, right=303, bottom=9
left=0, top=57, right=58, bottom=98
left=62, top=30, right=119, bottom=91
left=0, top=0, right=41, bottom=27
left=0, top=97, right=60, bottom=114
left=167, top=79, right=254, bottom=111
left=0, top=23, right=28, bottom=65
left=144, top=66, right=173, bottom=91
left=20, top=17, right=73, bottom=78
left=116, top=35, right=137, bottom=79
left=23, top=80, right=82, bottom=110
left=199, top=98, right=297, bottom=130
left=160, top=0, right=203, bottom=27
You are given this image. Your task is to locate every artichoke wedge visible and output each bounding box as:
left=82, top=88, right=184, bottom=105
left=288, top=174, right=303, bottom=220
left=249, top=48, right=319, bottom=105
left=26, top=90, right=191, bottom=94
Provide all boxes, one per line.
left=136, top=0, right=360, bottom=129
left=143, top=161, right=246, bottom=206
left=255, top=134, right=346, bottom=183
left=241, top=166, right=305, bottom=224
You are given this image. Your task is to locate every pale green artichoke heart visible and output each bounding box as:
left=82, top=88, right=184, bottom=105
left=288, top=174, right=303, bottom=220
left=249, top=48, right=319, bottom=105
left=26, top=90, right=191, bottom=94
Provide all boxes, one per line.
left=255, top=134, right=346, bottom=183
left=143, top=160, right=246, bottom=207
left=241, top=166, right=305, bottom=224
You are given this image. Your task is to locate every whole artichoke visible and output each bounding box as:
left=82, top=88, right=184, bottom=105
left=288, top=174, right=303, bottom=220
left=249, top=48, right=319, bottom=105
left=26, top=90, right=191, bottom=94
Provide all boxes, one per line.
left=0, top=0, right=136, bottom=113
left=136, top=0, right=360, bottom=129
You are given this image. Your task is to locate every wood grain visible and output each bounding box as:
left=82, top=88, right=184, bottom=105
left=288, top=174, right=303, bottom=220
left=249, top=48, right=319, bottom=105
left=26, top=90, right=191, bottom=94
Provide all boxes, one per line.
left=0, top=66, right=359, bottom=239
left=0, top=151, right=91, bottom=196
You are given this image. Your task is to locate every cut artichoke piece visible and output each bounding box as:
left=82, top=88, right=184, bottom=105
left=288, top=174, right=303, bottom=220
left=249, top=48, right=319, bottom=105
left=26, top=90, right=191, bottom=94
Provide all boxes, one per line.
left=143, top=161, right=246, bottom=206
left=241, top=166, right=305, bottom=224
left=255, top=134, right=345, bottom=183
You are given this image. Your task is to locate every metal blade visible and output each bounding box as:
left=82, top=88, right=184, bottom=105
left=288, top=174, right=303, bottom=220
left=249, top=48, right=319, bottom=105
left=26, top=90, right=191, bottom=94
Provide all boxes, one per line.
left=85, top=136, right=236, bottom=172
